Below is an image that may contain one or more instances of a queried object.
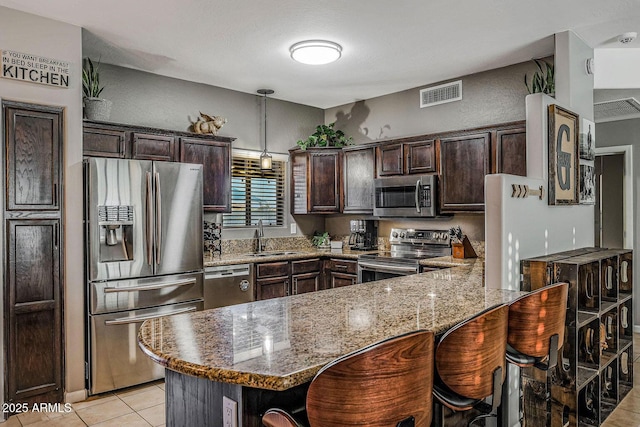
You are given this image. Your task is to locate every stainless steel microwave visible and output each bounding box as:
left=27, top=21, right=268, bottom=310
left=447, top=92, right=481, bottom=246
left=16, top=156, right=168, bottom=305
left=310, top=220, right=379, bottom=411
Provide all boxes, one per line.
left=373, top=174, right=437, bottom=217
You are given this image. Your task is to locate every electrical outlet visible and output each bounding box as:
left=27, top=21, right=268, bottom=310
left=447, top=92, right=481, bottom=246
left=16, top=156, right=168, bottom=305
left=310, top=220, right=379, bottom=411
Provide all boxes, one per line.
left=290, top=223, right=297, bottom=234
left=223, top=396, right=238, bottom=427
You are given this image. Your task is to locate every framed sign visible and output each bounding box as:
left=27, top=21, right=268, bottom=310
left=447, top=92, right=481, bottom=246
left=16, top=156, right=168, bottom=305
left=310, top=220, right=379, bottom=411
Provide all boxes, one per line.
left=548, top=105, right=579, bottom=205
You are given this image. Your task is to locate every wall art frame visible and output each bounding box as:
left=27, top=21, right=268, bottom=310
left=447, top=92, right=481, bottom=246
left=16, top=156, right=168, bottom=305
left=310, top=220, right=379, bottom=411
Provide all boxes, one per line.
left=548, top=104, right=579, bottom=205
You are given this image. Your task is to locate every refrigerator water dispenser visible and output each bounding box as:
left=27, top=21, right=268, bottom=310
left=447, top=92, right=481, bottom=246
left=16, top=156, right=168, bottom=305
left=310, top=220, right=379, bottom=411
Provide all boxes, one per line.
left=98, top=205, right=134, bottom=262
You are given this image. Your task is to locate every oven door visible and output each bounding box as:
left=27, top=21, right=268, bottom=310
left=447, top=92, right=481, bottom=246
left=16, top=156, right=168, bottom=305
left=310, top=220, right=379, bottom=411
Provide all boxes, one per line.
left=357, top=260, right=419, bottom=283
left=373, top=175, right=436, bottom=217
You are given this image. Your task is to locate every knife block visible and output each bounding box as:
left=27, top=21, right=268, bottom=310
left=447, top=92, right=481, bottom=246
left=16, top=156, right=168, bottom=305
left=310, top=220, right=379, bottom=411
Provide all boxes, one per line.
left=452, top=236, right=477, bottom=259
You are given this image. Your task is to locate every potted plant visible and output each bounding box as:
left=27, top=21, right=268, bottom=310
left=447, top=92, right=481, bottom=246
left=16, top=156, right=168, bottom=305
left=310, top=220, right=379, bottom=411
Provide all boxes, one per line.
left=296, top=122, right=353, bottom=150
left=524, top=59, right=554, bottom=96
left=82, top=57, right=112, bottom=121
left=311, top=232, right=331, bottom=249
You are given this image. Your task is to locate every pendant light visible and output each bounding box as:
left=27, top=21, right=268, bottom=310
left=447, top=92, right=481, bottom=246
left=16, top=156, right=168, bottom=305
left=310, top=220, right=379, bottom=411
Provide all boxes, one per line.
left=257, top=89, right=274, bottom=171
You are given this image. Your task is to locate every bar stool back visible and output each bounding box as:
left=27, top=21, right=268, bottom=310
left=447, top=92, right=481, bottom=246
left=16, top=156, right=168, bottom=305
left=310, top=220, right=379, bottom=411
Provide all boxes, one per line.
left=432, top=304, right=509, bottom=426
left=262, top=329, right=435, bottom=427
left=506, top=282, right=569, bottom=369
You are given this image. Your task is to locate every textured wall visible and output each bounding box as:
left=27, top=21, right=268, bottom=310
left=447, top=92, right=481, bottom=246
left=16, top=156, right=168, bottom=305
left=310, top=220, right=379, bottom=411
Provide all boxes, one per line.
left=98, top=63, right=323, bottom=154
left=324, top=60, right=541, bottom=144
left=0, top=6, right=84, bottom=404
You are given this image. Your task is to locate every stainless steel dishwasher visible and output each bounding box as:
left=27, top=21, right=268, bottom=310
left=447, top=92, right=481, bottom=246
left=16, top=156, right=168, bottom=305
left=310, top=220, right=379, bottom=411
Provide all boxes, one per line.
left=204, top=264, right=254, bottom=309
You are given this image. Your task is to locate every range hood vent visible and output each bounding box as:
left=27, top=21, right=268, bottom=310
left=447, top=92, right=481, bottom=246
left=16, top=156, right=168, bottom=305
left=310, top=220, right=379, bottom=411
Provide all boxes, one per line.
left=420, top=80, right=462, bottom=108
left=594, top=97, right=640, bottom=122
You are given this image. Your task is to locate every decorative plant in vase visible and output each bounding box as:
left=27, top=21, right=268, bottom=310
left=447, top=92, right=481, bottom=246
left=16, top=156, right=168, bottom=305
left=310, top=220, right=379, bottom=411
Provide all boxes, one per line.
left=82, top=57, right=112, bottom=121
left=311, top=232, right=331, bottom=249
left=296, top=122, right=353, bottom=150
left=524, top=59, right=555, bottom=96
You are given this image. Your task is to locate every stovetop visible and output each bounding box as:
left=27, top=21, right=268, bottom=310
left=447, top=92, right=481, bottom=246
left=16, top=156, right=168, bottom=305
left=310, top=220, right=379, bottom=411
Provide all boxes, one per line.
left=359, top=228, right=452, bottom=265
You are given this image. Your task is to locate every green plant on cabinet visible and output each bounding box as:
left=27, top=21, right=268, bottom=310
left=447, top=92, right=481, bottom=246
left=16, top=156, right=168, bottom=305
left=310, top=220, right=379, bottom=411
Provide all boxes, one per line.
left=297, top=122, right=353, bottom=150
left=524, top=59, right=554, bottom=95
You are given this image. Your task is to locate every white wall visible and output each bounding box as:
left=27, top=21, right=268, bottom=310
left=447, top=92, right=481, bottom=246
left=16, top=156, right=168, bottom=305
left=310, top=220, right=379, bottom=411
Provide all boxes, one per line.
left=595, top=49, right=640, bottom=89
left=0, top=6, right=85, bottom=404
left=485, top=94, right=595, bottom=291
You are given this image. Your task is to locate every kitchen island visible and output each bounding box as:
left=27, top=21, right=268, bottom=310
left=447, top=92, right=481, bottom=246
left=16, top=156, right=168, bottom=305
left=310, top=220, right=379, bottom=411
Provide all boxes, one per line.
left=138, top=258, right=524, bottom=426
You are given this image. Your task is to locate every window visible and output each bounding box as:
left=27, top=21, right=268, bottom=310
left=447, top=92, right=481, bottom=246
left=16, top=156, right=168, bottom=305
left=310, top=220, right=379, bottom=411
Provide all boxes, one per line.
left=223, top=155, right=286, bottom=227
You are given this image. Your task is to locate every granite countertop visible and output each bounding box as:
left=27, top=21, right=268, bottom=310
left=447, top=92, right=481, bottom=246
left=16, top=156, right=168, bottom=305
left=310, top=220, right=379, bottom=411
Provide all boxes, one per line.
left=203, top=248, right=367, bottom=267
left=203, top=249, right=476, bottom=268
left=138, top=258, right=525, bottom=391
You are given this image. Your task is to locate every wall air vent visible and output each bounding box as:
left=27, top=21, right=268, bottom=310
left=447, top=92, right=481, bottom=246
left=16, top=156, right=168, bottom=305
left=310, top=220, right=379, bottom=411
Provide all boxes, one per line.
left=419, top=80, right=462, bottom=108
left=594, top=97, right=640, bottom=123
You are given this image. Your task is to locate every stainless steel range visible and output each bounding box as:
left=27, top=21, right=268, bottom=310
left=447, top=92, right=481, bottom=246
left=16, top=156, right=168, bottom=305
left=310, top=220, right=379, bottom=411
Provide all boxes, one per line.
left=357, top=228, right=451, bottom=283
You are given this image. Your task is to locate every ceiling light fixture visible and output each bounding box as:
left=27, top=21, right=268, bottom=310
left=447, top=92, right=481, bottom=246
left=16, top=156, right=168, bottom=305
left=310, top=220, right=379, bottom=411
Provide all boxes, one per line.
left=618, top=32, right=637, bottom=44
left=257, top=89, right=274, bottom=171
left=290, top=40, right=342, bottom=65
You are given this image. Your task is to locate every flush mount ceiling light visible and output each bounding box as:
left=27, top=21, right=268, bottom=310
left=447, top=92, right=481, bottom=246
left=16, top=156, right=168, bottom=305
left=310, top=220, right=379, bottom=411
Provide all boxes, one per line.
left=618, top=32, right=637, bottom=44
left=290, top=40, right=342, bottom=65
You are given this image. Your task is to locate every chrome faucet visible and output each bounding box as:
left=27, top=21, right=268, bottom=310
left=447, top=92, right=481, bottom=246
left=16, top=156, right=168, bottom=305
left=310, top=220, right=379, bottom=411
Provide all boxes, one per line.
left=257, top=219, right=265, bottom=253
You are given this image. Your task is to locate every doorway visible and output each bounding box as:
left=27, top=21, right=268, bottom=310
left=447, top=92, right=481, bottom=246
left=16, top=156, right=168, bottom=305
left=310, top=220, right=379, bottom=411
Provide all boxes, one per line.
left=594, top=145, right=633, bottom=250
left=595, top=153, right=624, bottom=247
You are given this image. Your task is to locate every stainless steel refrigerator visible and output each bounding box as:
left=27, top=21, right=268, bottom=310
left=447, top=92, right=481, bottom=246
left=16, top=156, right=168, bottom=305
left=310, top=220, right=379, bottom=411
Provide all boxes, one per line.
left=85, top=158, right=204, bottom=394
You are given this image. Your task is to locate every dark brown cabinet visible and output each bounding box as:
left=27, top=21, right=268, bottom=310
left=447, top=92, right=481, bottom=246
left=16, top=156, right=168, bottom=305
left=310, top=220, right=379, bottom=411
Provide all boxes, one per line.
left=132, top=133, right=176, bottom=161
left=256, top=261, right=290, bottom=300
left=3, top=101, right=64, bottom=407
left=326, top=259, right=358, bottom=289
left=82, top=121, right=234, bottom=213
left=495, top=127, right=527, bottom=176
left=404, top=139, right=436, bottom=174
left=180, top=137, right=231, bottom=212
left=290, top=148, right=342, bottom=214
left=439, top=132, right=491, bottom=212
left=291, top=259, right=322, bottom=295
left=376, top=143, right=403, bottom=176
left=83, top=124, right=126, bottom=158
left=343, top=146, right=376, bottom=214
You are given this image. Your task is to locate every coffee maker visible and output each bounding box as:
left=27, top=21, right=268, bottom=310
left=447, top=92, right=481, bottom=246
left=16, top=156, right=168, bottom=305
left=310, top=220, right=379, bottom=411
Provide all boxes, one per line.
left=349, top=220, right=377, bottom=250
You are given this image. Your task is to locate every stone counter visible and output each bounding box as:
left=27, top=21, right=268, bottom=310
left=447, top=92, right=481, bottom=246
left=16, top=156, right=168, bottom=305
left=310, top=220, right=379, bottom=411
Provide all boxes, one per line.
left=138, top=259, right=523, bottom=391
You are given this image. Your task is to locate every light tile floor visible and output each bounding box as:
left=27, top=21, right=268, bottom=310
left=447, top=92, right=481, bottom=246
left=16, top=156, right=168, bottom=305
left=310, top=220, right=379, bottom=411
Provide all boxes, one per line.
left=2, top=334, right=640, bottom=426
left=2, top=381, right=165, bottom=427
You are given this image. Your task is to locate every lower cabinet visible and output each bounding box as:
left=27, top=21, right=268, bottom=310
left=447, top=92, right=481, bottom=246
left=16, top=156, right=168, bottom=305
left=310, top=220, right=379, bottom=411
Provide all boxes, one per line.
left=256, top=261, right=290, bottom=300
left=291, top=259, right=322, bottom=295
left=326, top=259, right=358, bottom=289
left=255, top=257, right=357, bottom=300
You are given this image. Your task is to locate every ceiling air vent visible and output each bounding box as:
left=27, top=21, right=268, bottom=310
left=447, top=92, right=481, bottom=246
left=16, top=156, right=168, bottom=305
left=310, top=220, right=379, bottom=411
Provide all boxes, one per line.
left=420, top=80, right=462, bottom=108
left=594, top=97, right=640, bottom=122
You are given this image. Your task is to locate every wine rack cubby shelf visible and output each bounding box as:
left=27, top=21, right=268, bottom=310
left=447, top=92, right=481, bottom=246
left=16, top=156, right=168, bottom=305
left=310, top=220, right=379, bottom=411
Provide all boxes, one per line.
left=521, top=247, right=633, bottom=426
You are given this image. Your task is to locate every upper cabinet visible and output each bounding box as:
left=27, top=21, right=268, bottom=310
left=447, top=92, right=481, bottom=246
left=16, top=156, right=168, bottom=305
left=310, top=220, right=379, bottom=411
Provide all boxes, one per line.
left=6, top=103, right=62, bottom=211
left=83, top=120, right=235, bottom=212
left=131, top=133, right=177, bottom=161
left=439, top=132, right=490, bottom=212
left=180, top=137, right=231, bottom=212
left=343, top=145, right=376, bottom=214
left=495, top=126, right=527, bottom=176
left=376, top=143, right=403, bottom=176
left=404, top=139, right=436, bottom=174
left=290, top=148, right=342, bottom=214
left=376, top=139, right=436, bottom=177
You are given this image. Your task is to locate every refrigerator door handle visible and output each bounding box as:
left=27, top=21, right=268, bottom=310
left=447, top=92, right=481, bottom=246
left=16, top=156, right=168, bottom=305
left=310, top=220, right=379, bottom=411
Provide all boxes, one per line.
left=103, top=278, right=198, bottom=293
left=104, top=306, right=197, bottom=325
left=155, top=171, right=162, bottom=265
left=145, top=171, right=153, bottom=266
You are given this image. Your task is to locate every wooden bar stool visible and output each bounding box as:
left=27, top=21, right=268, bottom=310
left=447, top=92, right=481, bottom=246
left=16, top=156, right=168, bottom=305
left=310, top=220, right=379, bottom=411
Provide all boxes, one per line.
left=432, top=304, right=509, bottom=427
left=262, top=329, right=435, bottom=427
left=502, top=282, right=569, bottom=426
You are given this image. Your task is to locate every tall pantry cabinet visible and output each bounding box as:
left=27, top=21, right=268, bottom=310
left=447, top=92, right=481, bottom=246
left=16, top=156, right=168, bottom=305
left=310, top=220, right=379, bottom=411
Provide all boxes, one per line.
left=2, top=101, right=64, bottom=407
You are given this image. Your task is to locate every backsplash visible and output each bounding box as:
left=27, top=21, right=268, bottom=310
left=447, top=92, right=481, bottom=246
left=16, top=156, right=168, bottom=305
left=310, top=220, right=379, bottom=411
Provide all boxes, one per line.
left=204, top=221, right=222, bottom=257
left=219, top=236, right=316, bottom=256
